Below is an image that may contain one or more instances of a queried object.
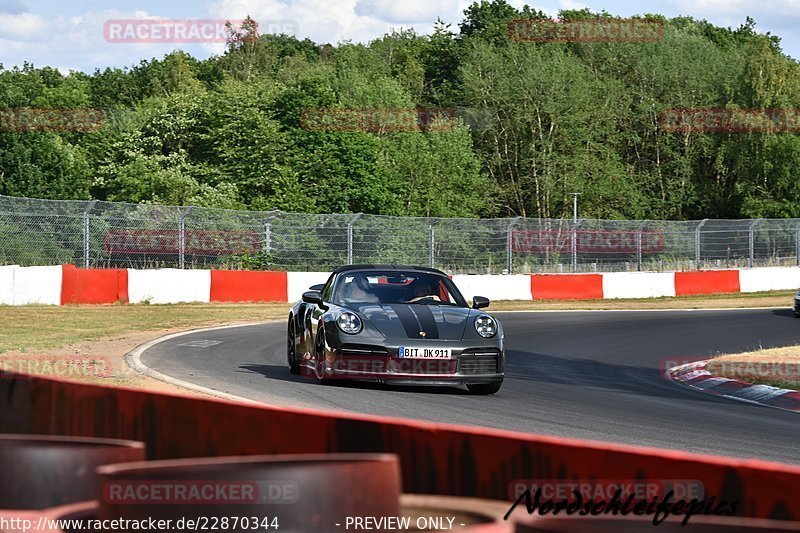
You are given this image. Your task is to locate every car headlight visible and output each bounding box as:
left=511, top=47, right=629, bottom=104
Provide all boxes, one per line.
left=474, top=315, right=497, bottom=338
left=337, top=312, right=362, bottom=334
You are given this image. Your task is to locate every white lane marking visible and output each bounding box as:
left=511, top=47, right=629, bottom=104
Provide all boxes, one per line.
left=177, top=339, right=222, bottom=348
left=126, top=322, right=275, bottom=405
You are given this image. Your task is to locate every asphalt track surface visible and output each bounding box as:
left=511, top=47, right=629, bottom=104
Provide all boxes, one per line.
left=140, top=308, right=800, bottom=465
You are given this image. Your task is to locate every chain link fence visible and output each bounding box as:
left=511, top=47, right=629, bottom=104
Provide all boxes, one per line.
left=1, top=194, right=800, bottom=273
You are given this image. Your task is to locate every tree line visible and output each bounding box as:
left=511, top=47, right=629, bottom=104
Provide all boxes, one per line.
left=1, top=1, right=799, bottom=220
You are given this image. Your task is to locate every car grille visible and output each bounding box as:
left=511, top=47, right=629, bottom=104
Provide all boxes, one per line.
left=339, top=344, right=389, bottom=356
left=459, top=349, right=500, bottom=374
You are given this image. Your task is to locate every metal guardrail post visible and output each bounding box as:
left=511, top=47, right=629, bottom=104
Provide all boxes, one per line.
left=748, top=219, right=764, bottom=268
left=178, top=206, right=193, bottom=269
left=695, top=219, right=708, bottom=270
left=82, top=200, right=97, bottom=269
left=429, top=224, right=435, bottom=268
left=506, top=217, right=522, bottom=274
left=346, top=213, right=362, bottom=265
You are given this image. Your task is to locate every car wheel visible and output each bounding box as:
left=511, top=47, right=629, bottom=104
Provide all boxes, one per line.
left=314, top=325, right=329, bottom=382
left=794, top=311, right=800, bottom=318
left=287, top=316, right=300, bottom=375
left=466, top=381, right=502, bottom=395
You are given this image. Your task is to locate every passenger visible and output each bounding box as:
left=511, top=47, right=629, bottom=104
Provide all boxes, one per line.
left=341, top=275, right=379, bottom=304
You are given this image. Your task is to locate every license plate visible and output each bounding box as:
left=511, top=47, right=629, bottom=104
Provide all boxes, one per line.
left=398, top=346, right=452, bottom=359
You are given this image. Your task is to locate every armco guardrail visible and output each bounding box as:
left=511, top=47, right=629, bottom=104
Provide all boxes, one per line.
left=1, top=371, right=799, bottom=521
left=1, top=265, right=799, bottom=305
left=4, top=194, right=800, bottom=273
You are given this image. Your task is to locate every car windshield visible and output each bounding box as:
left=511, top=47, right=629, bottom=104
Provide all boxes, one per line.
left=332, top=271, right=468, bottom=307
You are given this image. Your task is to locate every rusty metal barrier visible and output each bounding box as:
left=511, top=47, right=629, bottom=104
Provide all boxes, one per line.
left=1, top=372, right=799, bottom=526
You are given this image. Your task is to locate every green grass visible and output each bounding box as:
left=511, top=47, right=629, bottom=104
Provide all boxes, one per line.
left=0, top=290, right=793, bottom=354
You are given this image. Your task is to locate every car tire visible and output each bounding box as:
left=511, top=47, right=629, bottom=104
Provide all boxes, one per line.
left=795, top=311, right=800, bottom=318
left=287, top=316, right=300, bottom=375
left=314, top=325, right=329, bottom=383
left=466, top=381, right=502, bottom=395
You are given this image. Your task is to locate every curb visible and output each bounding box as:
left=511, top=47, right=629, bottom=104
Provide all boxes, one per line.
left=124, top=322, right=270, bottom=406
left=668, top=360, right=800, bottom=413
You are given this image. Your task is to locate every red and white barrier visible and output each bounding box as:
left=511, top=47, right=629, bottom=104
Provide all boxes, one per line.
left=1, top=265, right=799, bottom=305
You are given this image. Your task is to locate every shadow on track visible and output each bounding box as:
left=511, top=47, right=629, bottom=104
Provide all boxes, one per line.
left=238, top=363, right=470, bottom=395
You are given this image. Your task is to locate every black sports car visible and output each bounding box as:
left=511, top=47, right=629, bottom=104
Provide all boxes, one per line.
left=287, top=265, right=504, bottom=394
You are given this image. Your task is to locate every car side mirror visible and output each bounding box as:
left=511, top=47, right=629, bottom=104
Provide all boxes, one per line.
left=302, top=290, right=324, bottom=306
left=472, top=296, right=490, bottom=309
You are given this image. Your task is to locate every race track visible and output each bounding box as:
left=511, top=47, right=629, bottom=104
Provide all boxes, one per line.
left=139, top=308, right=800, bottom=464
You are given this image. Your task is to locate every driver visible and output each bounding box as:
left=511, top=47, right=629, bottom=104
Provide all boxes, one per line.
left=407, top=281, right=441, bottom=303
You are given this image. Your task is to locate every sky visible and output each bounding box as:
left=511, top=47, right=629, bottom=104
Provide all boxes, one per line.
left=0, top=0, right=798, bottom=74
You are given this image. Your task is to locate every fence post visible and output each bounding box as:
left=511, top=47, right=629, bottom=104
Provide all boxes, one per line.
left=507, top=216, right=522, bottom=274
left=748, top=219, right=764, bottom=268
left=572, top=219, right=584, bottom=273
left=263, top=221, right=271, bottom=257
left=429, top=224, right=435, bottom=268
left=262, top=210, right=279, bottom=264
left=695, top=219, right=708, bottom=270
left=347, top=213, right=362, bottom=265
left=636, top=220, right=647, bottom=272
left=796, top=224, right=800, bottom=267
left=82, top=200, right=97, bottom=269
left=178, top=206, right=193, bottom=269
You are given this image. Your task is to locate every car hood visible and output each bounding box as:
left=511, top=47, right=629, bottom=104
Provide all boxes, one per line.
left=351, top=303, right=472, bottom=340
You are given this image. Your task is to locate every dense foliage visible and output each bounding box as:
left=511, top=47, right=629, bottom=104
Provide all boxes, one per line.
left=2, top=2, right=800, bottom=220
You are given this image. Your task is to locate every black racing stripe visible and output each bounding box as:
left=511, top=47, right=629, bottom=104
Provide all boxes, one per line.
left=410, top=305, right=439, bottom=339
left=390, top=304, right=423, bottom=338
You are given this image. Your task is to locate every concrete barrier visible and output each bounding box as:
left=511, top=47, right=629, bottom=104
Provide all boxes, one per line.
left=452, top=275, right=532, bottom=302
left=3, top=266, right=800, bottom=305
left=287, top=272, right=330, bottom=302
left=61, top=265, right=128, bottom=304
left=531, top=274, right=603, bottom=300
left=675, top=270, right=740, bottom=296
left=602, top=272, right=676, bottom=299
left=11, top=265, right=62, bottom=305
left=127, top=268, right=211, bottom=304
left=739, top=267, right=800, bottom=293
left=0, top=265, right=15, bottom=305
left=210, top=270, right=288, bottom=302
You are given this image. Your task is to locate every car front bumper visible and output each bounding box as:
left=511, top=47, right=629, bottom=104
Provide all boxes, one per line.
left=322, top=341, right=504, bottom=385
